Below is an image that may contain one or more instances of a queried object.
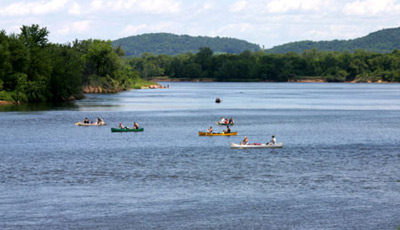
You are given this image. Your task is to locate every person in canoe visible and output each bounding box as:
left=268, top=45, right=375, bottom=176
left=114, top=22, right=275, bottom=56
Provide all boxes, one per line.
left=119, top=123, right=127, bottom=129
left=241, top=136, right=249, bottom=145
left=83, top=117, right=89, bottom=124
left=228, top=117, right=234, bottom=124
left=207, top=126, right=213, bottom=134
left=133, top=122, right=140, bottom=129
left=97, top=117, right=103, bottom=124
left=223, top=126, right=231, bottom=133
left=220, top=117, right=226, bottom=123
left=267, top=135, right=276, bottom=145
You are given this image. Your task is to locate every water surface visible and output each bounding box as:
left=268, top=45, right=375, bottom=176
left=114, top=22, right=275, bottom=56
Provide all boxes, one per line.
left=1, top=82, right=399, bottom=229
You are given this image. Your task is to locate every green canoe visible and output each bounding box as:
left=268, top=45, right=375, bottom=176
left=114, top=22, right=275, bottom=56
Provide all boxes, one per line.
left=111, top=128, right=144, bottom=132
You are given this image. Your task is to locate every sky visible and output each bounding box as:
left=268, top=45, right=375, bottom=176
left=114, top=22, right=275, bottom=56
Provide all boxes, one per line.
left=0, top=0, right=399, bottom=48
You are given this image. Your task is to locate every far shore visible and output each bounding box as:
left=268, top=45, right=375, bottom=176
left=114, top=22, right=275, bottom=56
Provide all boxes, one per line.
left=150, top=77, right=394, bottom=84
left=0, top=79, right=396, bottom=106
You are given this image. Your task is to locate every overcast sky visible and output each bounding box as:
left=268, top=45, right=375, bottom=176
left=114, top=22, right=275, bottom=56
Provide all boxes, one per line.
left=1, top=0, right=399, bottom=48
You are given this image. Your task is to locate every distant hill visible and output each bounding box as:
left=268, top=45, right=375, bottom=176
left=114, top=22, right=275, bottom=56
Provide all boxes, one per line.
left=265, top=27, right=400, bottom=54
left=112, top=33, right=261, bottom=56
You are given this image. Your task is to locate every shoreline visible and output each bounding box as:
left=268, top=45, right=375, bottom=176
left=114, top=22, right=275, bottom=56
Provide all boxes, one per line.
left=0, top=80, right=396, bottom=106
left=150, top=77, right=394, bottom=84
left=0, top=100, right=13, bottom=105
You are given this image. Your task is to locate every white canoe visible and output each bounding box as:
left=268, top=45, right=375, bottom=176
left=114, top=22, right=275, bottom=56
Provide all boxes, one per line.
left=75, top=122, right=106, bottom=126
left=230, top=142, right=283, bottom=149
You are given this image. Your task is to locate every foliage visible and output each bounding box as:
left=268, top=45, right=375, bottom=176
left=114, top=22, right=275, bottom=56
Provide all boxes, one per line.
left=265, top=27, right=400, bottom=54
left=126, top=47, right=400, bottom=83
left=0, top=24, right=151, bottom=103
left=112, top=33, right=261, bottom=56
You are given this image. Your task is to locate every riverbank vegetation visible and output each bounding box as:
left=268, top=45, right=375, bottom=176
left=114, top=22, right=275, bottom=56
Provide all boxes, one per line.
left=127, top=47, right=400, bottom=83
left=0, top=25, right=154, bottom=104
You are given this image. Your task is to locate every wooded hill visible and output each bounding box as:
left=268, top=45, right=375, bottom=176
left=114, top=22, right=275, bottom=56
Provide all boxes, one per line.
left=0, top=25, right=153, bottom=104
left=265, top=27, right=400, bottom=54
left=112, top=33, right=261, bottom=56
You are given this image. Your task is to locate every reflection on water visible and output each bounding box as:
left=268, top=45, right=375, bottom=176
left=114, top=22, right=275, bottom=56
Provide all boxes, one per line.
left=0, top=102, right=78, bottom=112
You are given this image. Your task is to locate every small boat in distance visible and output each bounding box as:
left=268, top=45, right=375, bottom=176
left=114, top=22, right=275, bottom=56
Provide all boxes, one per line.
left=230, top=142, right=283, bottom=149
left=215, top=97, right=221, bottom=103
left=111, top=128, right=144, bottom=132
left=199, top=131, right=237, bottom=136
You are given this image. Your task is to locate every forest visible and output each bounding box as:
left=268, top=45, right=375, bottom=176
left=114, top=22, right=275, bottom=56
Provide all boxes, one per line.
left=0, top=24, right=151, bottom=104
left=112, top=33, right=261, bottom=56
left=265, top=27, right=400, bottom=54
left=128, top=47, right=400, bottom=83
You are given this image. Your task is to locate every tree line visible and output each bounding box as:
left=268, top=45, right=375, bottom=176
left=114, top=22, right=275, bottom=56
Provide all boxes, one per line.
left=2, top=25, right=400, bottom=104
left=128, top=47, right=400, bottom=82
left=0, top=24, right=149, bottom=103
left=112, top=33, right=261, bottom=57
left=265, top=27, right=400, bottom=54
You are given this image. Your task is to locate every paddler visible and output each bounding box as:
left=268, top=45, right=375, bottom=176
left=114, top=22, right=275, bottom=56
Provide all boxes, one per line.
left=207, top=126, right=213, bottom=134
left=223, top=126, right=231, bottom=133
left=133, top=122, right=140, bottom=129
left=267, top=135, right=276, bottom=145
left=241, top=136, right=249, bottom=145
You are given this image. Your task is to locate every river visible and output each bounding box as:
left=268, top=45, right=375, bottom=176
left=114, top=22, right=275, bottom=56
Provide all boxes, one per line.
left=0, top=82, right=399, bottom=229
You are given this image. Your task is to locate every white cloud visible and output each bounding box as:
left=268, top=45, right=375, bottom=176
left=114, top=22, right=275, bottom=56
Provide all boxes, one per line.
left=230, top=0, right=247, bottom=12
left=90, top=0, right=103, bottom=11
left=121, top=24, right=148, bottom=36
left=88, top=0, right=181, bottom=14
left=343, top=0, right=400, bottom=16
left=68, top=2, right=82, bottom=15
left=217, top=23, right=254, bottom=34
left=266, top=0, right=333, bottom=13
left=0, top=0, right=69, bottom=16
left=56, top=20, right=91, bottom=35
left=202, top=2, right=214, bottom=11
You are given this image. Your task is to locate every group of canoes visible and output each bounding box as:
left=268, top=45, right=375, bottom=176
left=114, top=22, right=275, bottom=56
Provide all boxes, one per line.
left=201, top=117, right=235, bottom=136
left=200, top=117, right=283, bottom=149
left=76, top=116, right=283, bottom=148
left=75, top=117, right=144, bottom=132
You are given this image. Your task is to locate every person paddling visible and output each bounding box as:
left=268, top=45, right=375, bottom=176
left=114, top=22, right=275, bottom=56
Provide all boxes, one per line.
left=241, top=136, right=249, bottom=145
left=223, top=126, right=231, bottom=133
left=267, top=135, right=276, bottom=145
left=133, top=122, right=140, bottom=129
left=229, top=117, right=234, bottom=124
left=220, top=117, right=226, bottom=123
left=119, top=123, right=126, bottom=129
left=207, top=126, right=213, bottom=134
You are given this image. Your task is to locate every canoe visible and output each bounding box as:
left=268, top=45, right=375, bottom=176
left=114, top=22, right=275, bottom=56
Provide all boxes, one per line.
left=216, top=121, right=234, bottom=126
left=230, top=142, right=283, bottom=149
left=111, top=128, right=144, bottom=132
left=75, top=122, right=106, bottom=126
left=199, top=131, right=237, bottom=136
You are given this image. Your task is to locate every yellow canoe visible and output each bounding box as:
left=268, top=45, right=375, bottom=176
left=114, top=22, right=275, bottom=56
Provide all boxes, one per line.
left=199, top=131, right=237, bottom=136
